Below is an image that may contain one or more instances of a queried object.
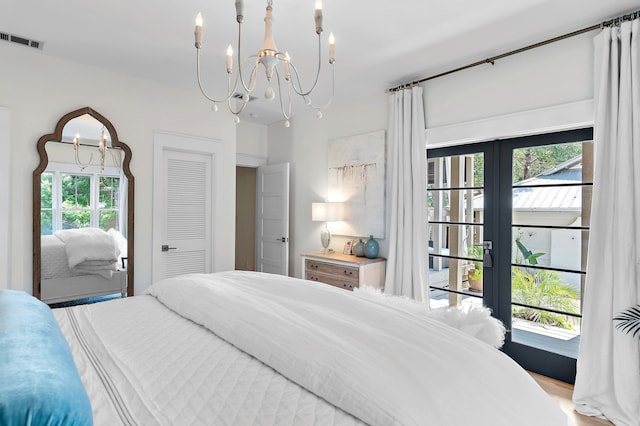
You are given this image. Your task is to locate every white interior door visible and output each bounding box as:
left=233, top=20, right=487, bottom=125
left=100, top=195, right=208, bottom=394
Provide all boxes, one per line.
left=153, top=132, right=223, bottom=283
left=255, top=163, right=290, bottom=275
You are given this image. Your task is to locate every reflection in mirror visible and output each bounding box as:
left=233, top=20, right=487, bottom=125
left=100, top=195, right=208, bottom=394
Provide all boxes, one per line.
left=33, top=108, right=134, bottom=304
left=50, top=114, right=119, bottom=172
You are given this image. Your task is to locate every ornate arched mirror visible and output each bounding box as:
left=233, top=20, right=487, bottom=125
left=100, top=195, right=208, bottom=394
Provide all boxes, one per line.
left=33, top=107, right=134, bottom=303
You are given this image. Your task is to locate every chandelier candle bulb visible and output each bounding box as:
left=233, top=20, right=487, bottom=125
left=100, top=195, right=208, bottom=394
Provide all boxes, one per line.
left=329, top=32, right=335, bottom=63
left=284, top=52, right=291, bottom=80
left=194, top=13, right=203, bottom=48
left=226, top=45, right=233, bottom=73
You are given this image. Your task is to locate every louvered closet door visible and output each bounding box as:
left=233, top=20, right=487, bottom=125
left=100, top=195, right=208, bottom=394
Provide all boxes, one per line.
left=151, top=131, right=219, bottom=283
left=162, top=150, right=212, bottom=278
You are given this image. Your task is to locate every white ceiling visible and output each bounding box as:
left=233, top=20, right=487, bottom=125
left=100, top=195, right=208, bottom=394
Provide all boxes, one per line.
left=3, top=0, right=638, bottom=125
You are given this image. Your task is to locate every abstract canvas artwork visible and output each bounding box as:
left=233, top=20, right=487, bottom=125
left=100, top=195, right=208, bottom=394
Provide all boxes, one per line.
left=327, top=130, right=386, bottom=238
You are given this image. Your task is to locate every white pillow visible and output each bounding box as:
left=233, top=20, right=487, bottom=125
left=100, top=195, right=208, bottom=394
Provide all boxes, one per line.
left=353, top=287, right=506, bottom=348
left=107, top=228, right=128, bottom=258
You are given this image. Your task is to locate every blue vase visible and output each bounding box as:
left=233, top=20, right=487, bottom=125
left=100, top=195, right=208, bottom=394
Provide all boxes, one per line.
left=353, top=239, right=365, bottom=257
left=364, top=235, right=379, bottom=259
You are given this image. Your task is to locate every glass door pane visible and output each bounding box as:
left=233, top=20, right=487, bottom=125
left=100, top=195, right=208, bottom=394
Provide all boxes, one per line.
left=509, top=141, right=593, bottom=359
left=427, top=151, right=486, bottom=310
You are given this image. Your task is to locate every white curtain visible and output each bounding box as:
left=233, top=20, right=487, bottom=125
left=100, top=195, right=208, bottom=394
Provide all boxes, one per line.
left=384, top=87, right=429, bottom=301
left=573, top=19, right=640, bottom=425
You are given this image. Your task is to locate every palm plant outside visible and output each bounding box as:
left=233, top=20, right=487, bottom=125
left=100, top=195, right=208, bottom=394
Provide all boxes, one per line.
left=512, top=237, right=580, bottom=330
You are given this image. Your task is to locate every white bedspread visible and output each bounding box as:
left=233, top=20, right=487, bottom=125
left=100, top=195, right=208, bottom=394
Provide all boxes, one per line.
left=41, top=235, right=84, bottom=279
left=54, top=293, right=363, bottom=426
left=54, top=271, right=569, bottom=425
left=144, top=271, right=569, bottom=426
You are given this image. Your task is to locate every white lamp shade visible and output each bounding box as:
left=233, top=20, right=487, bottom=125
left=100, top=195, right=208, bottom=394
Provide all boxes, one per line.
left=312, top=202, right=343, bottom=222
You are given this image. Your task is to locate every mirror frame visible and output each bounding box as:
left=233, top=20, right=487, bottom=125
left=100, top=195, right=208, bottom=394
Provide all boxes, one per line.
left=33, top=107, right=135, bottom=299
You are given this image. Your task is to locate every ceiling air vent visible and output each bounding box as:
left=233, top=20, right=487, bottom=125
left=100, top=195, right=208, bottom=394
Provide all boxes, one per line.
left=0, top=31, right=44, bottom=50
left=231, top=92, right=258, bottom=103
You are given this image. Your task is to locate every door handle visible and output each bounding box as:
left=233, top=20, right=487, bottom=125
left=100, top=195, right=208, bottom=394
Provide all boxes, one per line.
left=482, top=240, right=493, bottom=267
left=162, top=245, right=177, bottom=252
left=277, top=237, right=288, bottom=243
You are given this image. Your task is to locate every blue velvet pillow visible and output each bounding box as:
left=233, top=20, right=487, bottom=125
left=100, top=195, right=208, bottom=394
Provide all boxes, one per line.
left=0, top=290, right=92, bottom=425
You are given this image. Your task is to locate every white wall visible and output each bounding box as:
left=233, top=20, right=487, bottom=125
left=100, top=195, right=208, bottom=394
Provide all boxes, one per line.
left=0, top=107, right=10, bottom=290
left=270, top=30, right=596, bottom=279
left=423, top=31, right=595, bottom=128
left=0, top=43, right=237, bottom=295
left=268, top=92, right=388, bottom=277
left=237, top=121, right=268, bottom=158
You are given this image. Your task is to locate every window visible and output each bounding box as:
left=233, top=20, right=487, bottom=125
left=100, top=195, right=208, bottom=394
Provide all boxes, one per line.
left=427, top=151, right=486, bottom=309
left=508, top=140, right=592, bottom=359
left=41, top=163, right=122, bottom=235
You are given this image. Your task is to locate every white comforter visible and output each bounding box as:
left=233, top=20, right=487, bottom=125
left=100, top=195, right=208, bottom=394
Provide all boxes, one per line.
left=56, top=271, right=569, bottom=425
left=54, top=228, right=119, bottom=269
left=55, top=288, right=363, bottom=425
left=145, top=271, right=568, bottom=426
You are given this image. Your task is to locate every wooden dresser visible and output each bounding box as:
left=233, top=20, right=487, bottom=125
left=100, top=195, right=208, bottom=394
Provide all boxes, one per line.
left=301, top=252, right=386, bottom=291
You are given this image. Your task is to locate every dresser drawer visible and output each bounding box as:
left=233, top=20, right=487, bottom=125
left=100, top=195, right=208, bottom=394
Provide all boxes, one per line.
left=302, top=253, right=385, bottom=292
left=305, top=259, right=359, bottom=282
left=305, top=271, right=359, bottom=291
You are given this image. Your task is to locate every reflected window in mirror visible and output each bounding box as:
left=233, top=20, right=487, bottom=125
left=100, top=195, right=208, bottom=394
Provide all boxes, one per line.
left=40, top=162, right=124, bottom=235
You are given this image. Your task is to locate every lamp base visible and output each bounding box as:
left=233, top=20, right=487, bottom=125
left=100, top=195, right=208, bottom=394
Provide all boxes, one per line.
left=320, top=224, right=331, bottom=251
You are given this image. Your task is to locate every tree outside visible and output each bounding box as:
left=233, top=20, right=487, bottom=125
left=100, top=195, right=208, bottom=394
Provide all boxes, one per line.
left=41, top=172, right=121, bottom=233
left=41, top=173, right=53, bottom=234
left=512, top=142, right=582, bottom=183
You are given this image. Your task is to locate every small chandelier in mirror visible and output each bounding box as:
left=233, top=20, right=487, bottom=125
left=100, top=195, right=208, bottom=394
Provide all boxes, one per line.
left=194, top=0, right=335, bottom=127
left=72, top=127, right=120, bottom=172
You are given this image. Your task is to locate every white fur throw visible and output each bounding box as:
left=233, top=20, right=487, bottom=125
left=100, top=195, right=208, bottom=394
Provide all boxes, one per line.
left=353, top=287, right=506, bottom=348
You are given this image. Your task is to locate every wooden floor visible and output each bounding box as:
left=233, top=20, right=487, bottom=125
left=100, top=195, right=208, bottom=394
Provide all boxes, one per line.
left=530, top=372, right=613, bottom=426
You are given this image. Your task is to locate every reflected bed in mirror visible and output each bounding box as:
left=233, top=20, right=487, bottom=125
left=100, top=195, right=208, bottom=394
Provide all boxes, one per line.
left=33, top=107, right=134, bottom=303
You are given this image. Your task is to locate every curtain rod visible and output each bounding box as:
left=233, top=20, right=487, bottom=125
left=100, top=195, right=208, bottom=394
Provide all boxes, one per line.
left=388, top=9, right=640, bottom=92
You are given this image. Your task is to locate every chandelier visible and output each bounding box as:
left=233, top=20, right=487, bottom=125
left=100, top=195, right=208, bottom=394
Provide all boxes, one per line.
left=72, top=128, right=120, bottom=172
left=194, top=0, right=335, bottom=127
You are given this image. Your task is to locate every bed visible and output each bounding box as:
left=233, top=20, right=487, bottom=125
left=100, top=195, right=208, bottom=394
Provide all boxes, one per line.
left=1, top=271, right=570, bottom=425
left=40, top=228, right=127, bottom=304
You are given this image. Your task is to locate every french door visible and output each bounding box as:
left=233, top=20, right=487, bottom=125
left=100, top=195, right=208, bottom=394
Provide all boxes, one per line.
left=427, top=128, right=593, bottom=383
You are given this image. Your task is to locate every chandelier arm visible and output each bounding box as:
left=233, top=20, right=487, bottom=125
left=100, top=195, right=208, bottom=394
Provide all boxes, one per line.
left=244, top=58, right=260, bottom=93
left=306, top=62, right=336, bottom=111
left=235, top=22, right=255, bottom=94
left=273, top=67, right=292, bottom=120
left=288, top=34, right=323, bottom=97
left=108, top=148, right=122, bottom=171
left=226, top=59, right=253, bottom=100
left=227, top=56, right=261, bottom=101
left=226, top=90, right=251, bottom=116
left=196, top=49, right=235, bottom=103
left=73, top=144, right=92, bottom=171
